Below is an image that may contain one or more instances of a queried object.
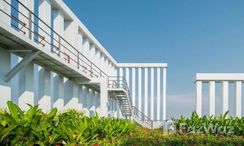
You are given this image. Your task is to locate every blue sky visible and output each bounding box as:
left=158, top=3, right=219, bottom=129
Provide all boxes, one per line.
left=64, top=0, right=244, bottom=118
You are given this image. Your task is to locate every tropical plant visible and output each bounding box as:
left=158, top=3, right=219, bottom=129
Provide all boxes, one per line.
left=173, top=111, right=244, bottom=136
left=0, top=101, right=138, bottom=145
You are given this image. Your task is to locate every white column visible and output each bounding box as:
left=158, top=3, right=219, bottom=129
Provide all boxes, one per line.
left=125, top=67, right=129, bottom=87
left=150, top=68, right=154, bottom=120
left=132, top=68, right=136, bottom=106
left=81, top=86, right=89, bottom=116
left=82, top=38, right=90, bottom=70
left=235, top=81, right=242, bottom=118
left=119, top=67, right=123, bottom=88
left=209, top=81, right=216, bottom=116
left=0, top=0, right=11, bottom=26
left=196, top=81, right=202, bottom=116
left=18, top=0, right=34, bottom=39
left=95, top=91, right=99, bottom=112
left=18, top=63, right=34, bottom=111
left=53, top=9, right=64, bottom=58
left=138, top=68, right=142, bottom=111
left=53, top=74, right=64, bottom=111
left=38, top=67, right=51, bottom=112
left=38, top=0, right=51, bottom=50
left=157, top=68, right=161, bottom=120
left=144, top=67, right=148, bottom=116
left=100, top=78, right=108, bottom=117
left=64, top=80, right=79, bottom=110
left=163, top=68, right=167, bottom=120
left=0, top=48, right=11, bottom=108
left=222, top=81, right=229, bottom=114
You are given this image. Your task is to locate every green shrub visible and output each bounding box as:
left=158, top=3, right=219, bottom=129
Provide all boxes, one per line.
left=0, top=101, right=137, bottom=145
left=0, top=102, right=243, bottom=145
left=122, top=134, right=244, bottom=146
left=173, top=111, right=244, bottom=136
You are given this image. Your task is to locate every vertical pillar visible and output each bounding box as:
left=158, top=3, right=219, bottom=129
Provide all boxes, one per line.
left=119, top=67, right=123, bottom=88
left=95, top=91, right=99, bottom=112
left=0, top=0, right=11, bottom=26
left=78, top=86, right=85, bottom=110
left=132, top=68, right=136, bottom=106
left=138, top=67, right=142, bottom=111
left=91, top=90, right=96, bottom=113
left=38, top=0, right=51, bottom=50
left=100, top=78, right=108, bottom=117
left=64, top=80, right=78, bottom=110
left=144, top=67, right=148, bottom=116
left=125, top=67, right=129, bottom=87
left=10, top=55, right=20, bottom=105
left=209, top=81, right=215, bottom=116
left=0, top=48, right=11, bottom=108
left=18, top=0, right=34, bottom=39
left=83, top=38, right=90, bottom=70
left=235, top=81, right=242, bottom=118
left=150, top=68, right=154, bottom=120
left=38, top=67, right=51, bottom=112
left=222, top=81, right=229, bottom=114
left=82, top=86, right=89, bottom=116
left=196, top=81, right=202, bottom=116
left=157, top=68, right=161, bottom=120
left=53, top=9, right=64, bottom=58
left=18, top=63, right=34, bottom=111
left=163, top=68, right=167, bottom=120
left=52, top=74, right=64, bottom=111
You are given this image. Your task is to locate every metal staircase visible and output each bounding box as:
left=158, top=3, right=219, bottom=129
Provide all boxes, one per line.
left=108, top=76, right=132, bottom=117
left=132, top=106, right=153, bottom=129
left=108, top=76, right=153, bottom=129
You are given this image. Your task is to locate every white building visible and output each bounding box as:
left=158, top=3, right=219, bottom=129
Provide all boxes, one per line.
left=0, top=0, right=167, bottom=128
left=196, top=73, right=243, bottom=118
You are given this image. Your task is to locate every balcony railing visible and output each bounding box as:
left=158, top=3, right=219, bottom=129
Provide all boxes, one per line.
left=0, top=0, right=108, bottom=78
left=132, top=106, right=153, bottom=129
left=108, top=76, right=130, bottom=91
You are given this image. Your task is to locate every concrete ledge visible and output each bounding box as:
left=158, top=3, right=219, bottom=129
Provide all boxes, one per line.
left=196, top=73, right=244, bottom=81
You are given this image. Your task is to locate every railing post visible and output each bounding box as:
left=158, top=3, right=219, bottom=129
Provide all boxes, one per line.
left=28, top=11, right=33, bottom=40
left=77, top=51, right=80, bottom=69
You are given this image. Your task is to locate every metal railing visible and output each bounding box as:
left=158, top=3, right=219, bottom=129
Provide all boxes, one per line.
left=108, top=76, right=133, bottom=116
left=132, top=106, right=153, bottom=129
left=0, top=0, right=108, bottom=78
left=108, top=76, right=129, bottom=91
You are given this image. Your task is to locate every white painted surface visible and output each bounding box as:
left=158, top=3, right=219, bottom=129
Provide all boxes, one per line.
left=100, top=78, right=108, bottom=117
left=0, top=0, right=168, bottom=123
left=222, top=81, right=229, bottom=114
left=235, top=81, right=242, bottom=118
left=0, top=0, right=11, bottom=26
left=144, top=67, right=148, bottom=116
left=118, top=63, right=167, bottom=68
left=38, top=0, right=51, bottom=50
left=163, top=68, right=167, bottom=120
left=18, top=63, right=34, bottom=111
left=138, top=67, right=142, bottom=111
left=196, top=73, right=244, bottom=117
left=18, top=0, right=34, bottom=40
left=157, top=68, right=161, bottom=120
left=150, top=68, right=154, bottom=120
left=0, top=48, right=11, bottom=108
left=132, top=68, right=136, bottom=106
left=209, top=81, right=215, bottom=116
left=196, top=81, right=202, bottom=116
left=38, top=67, right=51, bottom=112
left=196, top=73, right=244, bottom=81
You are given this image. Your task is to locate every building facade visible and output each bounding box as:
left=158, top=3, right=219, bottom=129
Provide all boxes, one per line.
left=0, top=0, right=167, bottom=127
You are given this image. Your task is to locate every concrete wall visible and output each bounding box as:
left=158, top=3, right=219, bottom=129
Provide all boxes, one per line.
left=0, top=48, right=120, bottom=118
